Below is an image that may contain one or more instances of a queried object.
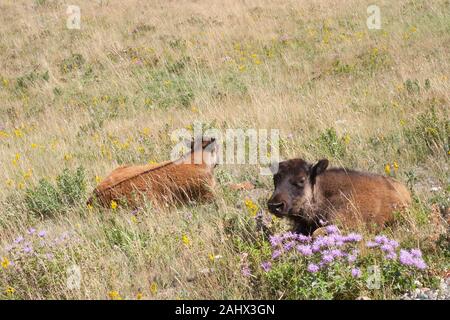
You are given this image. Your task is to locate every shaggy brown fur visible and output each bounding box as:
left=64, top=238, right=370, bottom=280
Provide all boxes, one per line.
left=268, top=158, right=412, bottom=234
left=87, top=137, right=218, bottom=208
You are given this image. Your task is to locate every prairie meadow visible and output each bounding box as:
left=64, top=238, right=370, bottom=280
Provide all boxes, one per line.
left=0, top=0, right=449, bottom=299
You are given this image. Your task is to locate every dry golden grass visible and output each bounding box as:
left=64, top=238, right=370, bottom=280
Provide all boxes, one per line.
left=0, top=0, right=448, bottom=299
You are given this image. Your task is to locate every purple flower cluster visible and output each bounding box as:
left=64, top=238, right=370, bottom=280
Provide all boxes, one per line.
left=266, top=227, right=363, bottom=273
left=399, top=249, right=427, bottom=270
left=364, top=234, right=426, bottom=269
left=261, top=261, right=272, bottom=272
left=261, top=226, right=428, bottom=275
left=2, top=228, right=78, bottom=268
left=365, top=234, right=400, bottom=260
left=240, top=253, right=252, bottom=277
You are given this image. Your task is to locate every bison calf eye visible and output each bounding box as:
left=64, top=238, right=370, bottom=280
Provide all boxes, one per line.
left=292, top=177, right=306, bottom=188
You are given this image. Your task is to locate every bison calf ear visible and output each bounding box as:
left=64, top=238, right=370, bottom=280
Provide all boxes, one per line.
left=269, top=161, right=281, bottom=174
left=310, top=159, right=329, bottom=184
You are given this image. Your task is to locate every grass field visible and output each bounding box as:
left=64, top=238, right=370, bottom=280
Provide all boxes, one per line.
left=0, top=0, right=449, bottom=300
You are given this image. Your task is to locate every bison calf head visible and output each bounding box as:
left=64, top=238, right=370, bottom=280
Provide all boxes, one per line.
left=267, top=158, right=329, bottom=219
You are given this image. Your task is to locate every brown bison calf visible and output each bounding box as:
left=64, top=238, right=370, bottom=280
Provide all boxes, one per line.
left=267, top=158, right=411, bottom=235
left=87, top=137, right=218, bottom=208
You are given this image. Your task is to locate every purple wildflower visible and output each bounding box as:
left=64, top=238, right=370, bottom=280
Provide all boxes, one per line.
left=311, top=244, right=321, bottom=253
left=296, top=234, right=311, bottom=242
left=14, top=236, right=24, bottom=244
left=411, top=249, right=422, bottom=258
left=400, top=249, right=427, bottom=270
left=380, top=244, right=394, bottom=253
left=385, top=251, right=397, bottom=260
left=261, top=261, right=272, bottom=272
left=351, top=268, right=361, bottom=278
left=324, top=236, right=337, bottom=247
left=38, top=230, right=46, bottom=237
left=347, top=249, right=359, bottom=263
left=296, top=245, right=313, bottom=256
left=414, top=259, right=427, bottom=270
left=282, top=232, right=297, bottom=240
left=325, top=225, right=340, bottom=234
left=388, top=239, right=399, bottom=248
left=241, top=266, right=252, bottom=277
left=283, top=241, right=295, bottom=251
left=23, top=245, right=33, bottom=254
left=345, top=233, right=363, bottom=242
left=321, top=254, right=334, bottom=264
left=27, top=228, right=36, bottom=235
left=366, top=241, right=379, bottom=248
left=269, top=235, right=282, bottom=247
left=272, top=249, right=282, bottom=260
left=331, top=249, right=343, bottom=258
left=399, top=249, right=414, bottom=266
left=307, top=263, right=320, bottom=273
left=374, top=235, right=389, bottom=244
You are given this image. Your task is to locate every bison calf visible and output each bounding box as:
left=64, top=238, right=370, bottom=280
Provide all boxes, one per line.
left=267, top=158, right=411, bottom=234
left=87, top=137, right=218, bottom=208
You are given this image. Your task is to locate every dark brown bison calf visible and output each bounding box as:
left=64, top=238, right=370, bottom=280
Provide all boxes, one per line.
left=267, top=158, right=411, bottom=234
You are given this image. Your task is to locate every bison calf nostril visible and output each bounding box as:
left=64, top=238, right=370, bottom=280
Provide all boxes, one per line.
left=268, top=202, right=285, bottom=213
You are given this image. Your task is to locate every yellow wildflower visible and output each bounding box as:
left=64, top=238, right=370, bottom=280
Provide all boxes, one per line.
left=181, top=234, right=190, bottom=246
left=238, top=65, right=246, bottom=72
left=108, top=290, right=122, bottom=300
left=14, top=129, right=23, bottom=138
left=95, top=175, right=102, bottom=184
left=12, top=153, right=20, bottom=166
left=148, top=160, right=158, bottom=165
left=31, top=143, right=38, bottom=149
left=2, top=79, right=9, bottom=87
left=150, top=282, right=158, bottom=295
left=0, top=130, right=9, bottom=138
left=1, top=257, right=10, bottom=269
left=136, top=292, right=143, bottom=300
left=87, top=203, right=93, bottom=210
left=23, top=169, right=32, bottom=179
left=5, top=287, right=15, bottom=296
left=384, top=164, right=391, bottom=176
left=208, top=253, right=215, bottom=262
left=64, top=153, right=72, bottom=161
left=131, top=216, right=138, bottom=224
left=111, top=200, right=118, bottom=210
left=137, top=146, right=145, bottom=154
left=393, top=161, right=399, bottom=173
left=343, top=133, right=351, bottom=145
left=244, top=198, right=259, bottom=217
left=140, top=127, right=150, bottom=136
left=191, top=106, right=199, bottom=113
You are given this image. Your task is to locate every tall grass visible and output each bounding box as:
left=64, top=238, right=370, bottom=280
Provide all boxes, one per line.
left=0, top=0, right=448, bottom=299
